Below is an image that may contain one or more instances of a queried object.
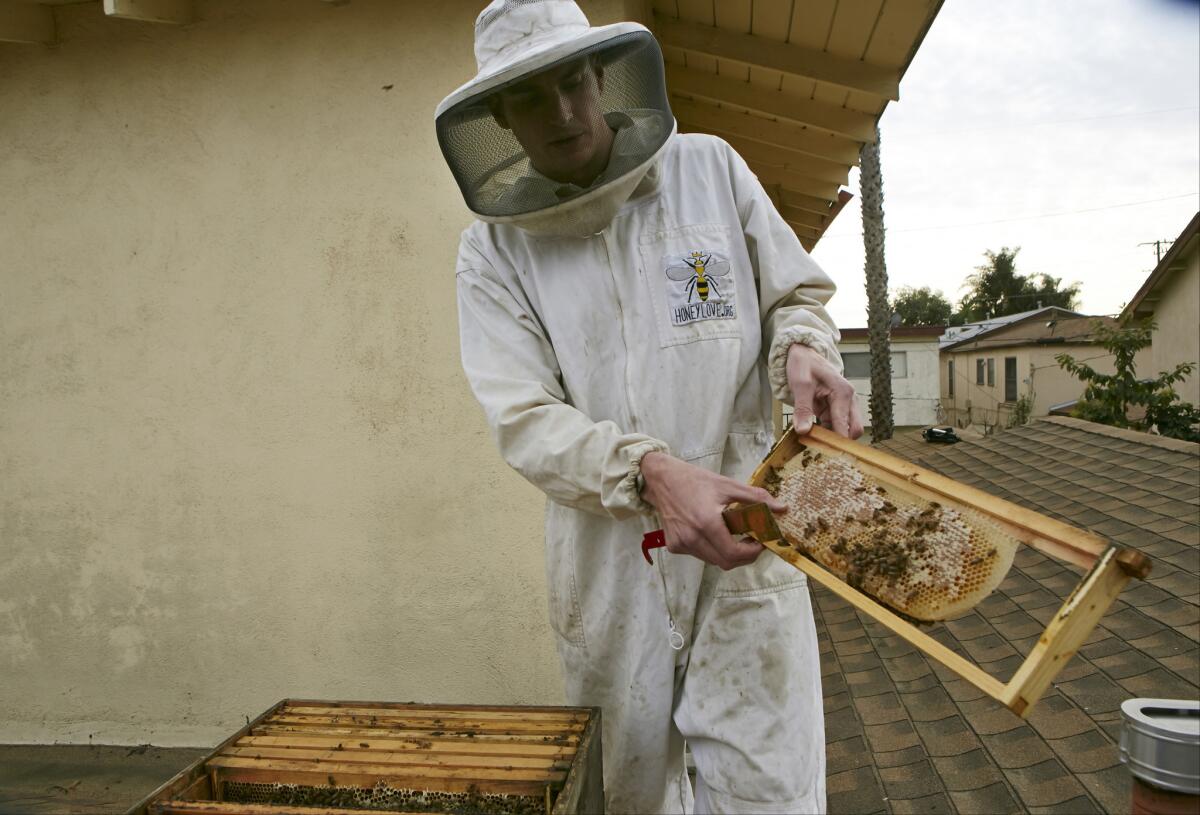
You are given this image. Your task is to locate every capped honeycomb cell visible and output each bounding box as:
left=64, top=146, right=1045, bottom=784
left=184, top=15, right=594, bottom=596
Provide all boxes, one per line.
left=768, top=444, right=1017, bottom=620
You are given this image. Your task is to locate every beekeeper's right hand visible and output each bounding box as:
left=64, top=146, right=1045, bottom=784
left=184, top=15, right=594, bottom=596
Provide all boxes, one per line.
left=639, top=452, right=786, bottom=571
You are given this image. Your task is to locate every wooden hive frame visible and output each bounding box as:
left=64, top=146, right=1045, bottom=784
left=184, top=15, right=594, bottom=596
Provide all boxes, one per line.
left=127, top=700, right=603, bottom=815
left=729, top=427, right=1151, bottom=718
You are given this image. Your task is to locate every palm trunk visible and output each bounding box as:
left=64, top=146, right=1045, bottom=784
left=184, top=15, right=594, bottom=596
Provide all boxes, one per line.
left=861, top=125, right=894, bottom=442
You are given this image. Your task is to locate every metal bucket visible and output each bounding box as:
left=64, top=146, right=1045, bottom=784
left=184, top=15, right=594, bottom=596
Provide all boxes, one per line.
left=1120, top=698, right=1200, bottom=814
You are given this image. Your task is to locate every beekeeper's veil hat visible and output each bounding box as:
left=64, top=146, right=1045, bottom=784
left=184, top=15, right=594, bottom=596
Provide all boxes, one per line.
left=435, top=0, right=675, bottom=236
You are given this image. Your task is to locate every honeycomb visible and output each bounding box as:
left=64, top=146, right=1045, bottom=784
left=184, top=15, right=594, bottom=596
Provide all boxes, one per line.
left=765, top=443, right=1017, bottom=621
left=222, top=779, right=546, bottom=814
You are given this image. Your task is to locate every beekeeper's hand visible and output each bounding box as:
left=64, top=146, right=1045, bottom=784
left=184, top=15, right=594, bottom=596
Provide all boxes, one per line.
left=787, top=343, right=864, bottom=439
left=639, top=452, right=786, bottom=570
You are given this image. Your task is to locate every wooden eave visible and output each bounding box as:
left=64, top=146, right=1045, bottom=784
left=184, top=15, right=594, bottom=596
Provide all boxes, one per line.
left=629, top=0, right=944, bottom=252
left=1121, top=211, right=1200, bottom=320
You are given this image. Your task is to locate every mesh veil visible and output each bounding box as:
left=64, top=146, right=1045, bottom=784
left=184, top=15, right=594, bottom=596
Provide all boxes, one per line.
left=435, top=30, right=673, bottom=225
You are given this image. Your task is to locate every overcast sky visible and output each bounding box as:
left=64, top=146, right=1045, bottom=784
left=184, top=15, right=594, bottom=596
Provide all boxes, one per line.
left=810, top=0, right=1200, bottom=328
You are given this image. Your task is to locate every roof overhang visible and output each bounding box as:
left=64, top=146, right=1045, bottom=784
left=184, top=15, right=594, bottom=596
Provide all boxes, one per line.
left=626, top=0, right=944, bottom=252
left=1122, top=211, right=1200, bottom=321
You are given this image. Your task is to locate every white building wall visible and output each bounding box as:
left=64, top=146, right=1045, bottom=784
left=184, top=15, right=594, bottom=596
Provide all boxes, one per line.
left=838, top=339, right=942, bottom=427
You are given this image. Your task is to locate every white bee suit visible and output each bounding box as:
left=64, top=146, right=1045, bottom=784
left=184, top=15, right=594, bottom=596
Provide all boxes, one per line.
left=456, top=133, right=838, bottom=814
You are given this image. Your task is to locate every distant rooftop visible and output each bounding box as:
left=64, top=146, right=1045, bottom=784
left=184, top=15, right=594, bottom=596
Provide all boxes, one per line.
left=940, top=307, right=1084, bottom=350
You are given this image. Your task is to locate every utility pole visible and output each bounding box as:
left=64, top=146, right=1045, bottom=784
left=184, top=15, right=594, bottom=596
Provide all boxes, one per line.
left=1138, top=239, right=1174, bottom=264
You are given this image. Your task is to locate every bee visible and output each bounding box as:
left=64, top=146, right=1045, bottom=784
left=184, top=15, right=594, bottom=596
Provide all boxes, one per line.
left=666, top=251, right=731, bottom=302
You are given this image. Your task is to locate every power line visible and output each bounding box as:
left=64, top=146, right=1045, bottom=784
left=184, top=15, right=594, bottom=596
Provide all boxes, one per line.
left=821, top=192, right=1199, bottom=239
left=898, top=106, right=1200, bottom=138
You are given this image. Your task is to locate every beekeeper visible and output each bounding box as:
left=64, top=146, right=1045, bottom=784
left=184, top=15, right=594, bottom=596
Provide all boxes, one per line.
left=435, top=2, right=863, bottom=812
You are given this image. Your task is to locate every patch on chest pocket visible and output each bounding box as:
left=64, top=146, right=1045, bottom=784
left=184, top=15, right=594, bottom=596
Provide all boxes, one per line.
left=663, top=249, right=737, bottom=326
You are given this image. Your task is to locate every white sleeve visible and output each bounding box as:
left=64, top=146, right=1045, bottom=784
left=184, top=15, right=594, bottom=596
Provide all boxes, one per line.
left=456, top=239, right=669, bottom=518
left=723, top=141, right=844, bottom=405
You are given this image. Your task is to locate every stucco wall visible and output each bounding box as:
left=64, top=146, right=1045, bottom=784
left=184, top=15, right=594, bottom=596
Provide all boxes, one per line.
left=1, top=0, right=622, bottom=746
left=838, top=339, right=940, bottom=427
left=940, top=344, right=1152, bottom=431
left=1151, top=248, right=1200, bottom=406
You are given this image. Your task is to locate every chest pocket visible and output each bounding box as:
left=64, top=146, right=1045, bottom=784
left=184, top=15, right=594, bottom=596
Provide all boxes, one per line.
left=640, top=223, right=742, bottom=348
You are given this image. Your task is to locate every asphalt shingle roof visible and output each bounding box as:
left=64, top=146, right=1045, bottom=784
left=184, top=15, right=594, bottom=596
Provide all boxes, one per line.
left=816, top=417, right=1199, bottom=814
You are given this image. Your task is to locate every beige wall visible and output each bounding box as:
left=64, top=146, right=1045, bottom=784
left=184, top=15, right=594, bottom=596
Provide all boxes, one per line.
left=939, top=344, right=1150, bottom=432
left=1150, top=247, right=1200, bottom=406
left=1, top=0, right=623, bottom=746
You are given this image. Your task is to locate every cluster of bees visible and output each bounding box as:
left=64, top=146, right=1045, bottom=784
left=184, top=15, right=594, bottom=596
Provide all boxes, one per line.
left=223, top=780, right=546, bottom=814
left=767, top=444, right=1016, bottom=620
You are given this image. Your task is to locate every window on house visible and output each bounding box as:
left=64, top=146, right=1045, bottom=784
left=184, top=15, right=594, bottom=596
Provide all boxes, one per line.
left=840, top=351, right=907, bottom=380
left=948, top=360, right=955, bottom=398
left=976, top=358, right=985, bottom=384
left=1005, top=357, right=1018, bottom=402
left=987, top=358, right=995, bottom=387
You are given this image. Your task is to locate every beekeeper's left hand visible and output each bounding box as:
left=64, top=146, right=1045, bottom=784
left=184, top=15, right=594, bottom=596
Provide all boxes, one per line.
left=787, top=343, right=864, bottom=439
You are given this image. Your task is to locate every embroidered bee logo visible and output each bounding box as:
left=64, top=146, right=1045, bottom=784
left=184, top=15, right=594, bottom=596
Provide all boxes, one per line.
left=666, top=251, right=731, bottom=303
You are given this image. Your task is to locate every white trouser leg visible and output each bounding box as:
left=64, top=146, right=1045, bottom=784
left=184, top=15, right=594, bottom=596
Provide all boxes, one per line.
left=675, top=579, right=827, bottom=815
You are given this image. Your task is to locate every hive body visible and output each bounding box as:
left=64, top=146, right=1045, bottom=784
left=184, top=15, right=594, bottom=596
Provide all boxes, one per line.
left=768, top=444, right=1017, bottom=620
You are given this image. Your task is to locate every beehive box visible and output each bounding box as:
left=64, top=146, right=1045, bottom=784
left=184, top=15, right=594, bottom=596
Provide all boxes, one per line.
left=128, top=700, right=603, bottom=815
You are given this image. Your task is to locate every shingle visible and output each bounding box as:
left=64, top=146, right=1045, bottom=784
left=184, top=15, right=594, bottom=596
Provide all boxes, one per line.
left=1024, top=693, right=1097, bottom=740
left=1159, top=648, right=1200, bottom=677
left=874, top=634, right=917, bottom=660
left=824, top=690, right=853, bottom=715
left=1147, top=568, right=1200, bottom=600
left=824, top=705, right=863, bottom=742
left=940, top=675, right=988, bottom=703
left=864, top=719, right=922, bottom=753
left=979, top=725, right=1055, bottom=769
left=840, top=650, right=885, bottom=674
left=1090, top=649, right=1161, bottom=681
left=822, top=670, right=848, bottom=697
left=981, top=653, right=1026, bottom=681
left=1047, top=729, right=1121, bottom=774
left=1055, top=670, right=1132, bottom=715
left=955, top=698, right=1025, bottom=736
left=854, top=692, right=907, bottom=726
left=1120, top=581, right=1175, bottom=608
left=1118, top=667, right=1200, bottom=699
left=899, top=686, right=958, bottom=723
left=878, top=758, right=944, bottom=800
left=1075, top=764, right=1132, bottom=815
left=977, top=593, right=1021, bottom=618
left=1078, top=635, right=1130, bottom=661
left=827, top=765, right=886, bottom=814
left=875, top=744, right=928, bottom=769
left=943, top=612, right=993, bottom=642
left=826, top=618, right=869, bottom=643
left=1047, top=654, right=1096, bottom=684
left=826, top=735, right=873, bottom=774
left=914, top=715, right=982, bottom=758
left=961, top=633, right=1022, bottom=665
left=990, top=609, right=1047, bottom=640
left=1010, top=587, right=1062, bottom=612
left=846, top=667, right=895, bottom=699
left=1140, top=596, right=1200, bottom=629
left=889, top=791, right=955, bottom=814
left=947, top=781, right=1024, bottom=815
left=820, top=601, right=860, bottom=623
left=1028, top=795, right=1102, bottom=814
left=931, top=747, right=1006, bottom=791
left=1042, top=569, right=1085, bottom=597
left=1098, top=607, right=1162, bottom=641
left=830, top=638, right=878, bottom=662
left=882, top=652, right=935, bottom=683
left=892, top=671, right=942, bottom=696
left=1004, top=758, right=1088, bottom=807
left=1161, top=547, right=1200, bottom=574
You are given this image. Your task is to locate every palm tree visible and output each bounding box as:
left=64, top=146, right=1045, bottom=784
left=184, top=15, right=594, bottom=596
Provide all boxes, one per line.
left=860, top=125, right=894, bottom=442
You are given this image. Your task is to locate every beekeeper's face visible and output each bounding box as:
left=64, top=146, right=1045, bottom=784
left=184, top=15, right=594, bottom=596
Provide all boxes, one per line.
left=492, top=56, right=614, bottom=187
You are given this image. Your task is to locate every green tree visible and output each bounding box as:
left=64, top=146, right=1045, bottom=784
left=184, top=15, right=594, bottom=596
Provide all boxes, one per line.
left=892, top=286, right=954, bottom=326
left=1056, top=318, right=1199, bottom=442
left=957, top=247, right=1081, bottom=322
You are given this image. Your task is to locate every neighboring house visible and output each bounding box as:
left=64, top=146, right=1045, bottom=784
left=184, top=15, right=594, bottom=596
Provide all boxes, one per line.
left=816, top=417, right=1198, bottom=813
left=1122, top=211, right=1200, bottom=407
left=838, top=326, right=944, bottom=428
left=938, top=307, right=1151, bottom=433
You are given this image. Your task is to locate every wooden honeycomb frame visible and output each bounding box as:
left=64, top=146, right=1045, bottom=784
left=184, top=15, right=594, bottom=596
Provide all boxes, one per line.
left=127, top=700, right=603, bottom=815
left=728, top=426, right=1151, bottom=718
